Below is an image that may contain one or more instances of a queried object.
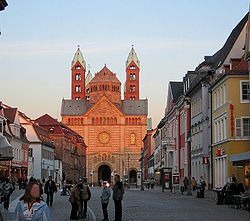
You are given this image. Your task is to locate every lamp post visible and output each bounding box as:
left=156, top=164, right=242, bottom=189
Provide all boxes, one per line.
left=141, top=148, right=144, bottom=191
left=127, top=154, right=130, bottom=189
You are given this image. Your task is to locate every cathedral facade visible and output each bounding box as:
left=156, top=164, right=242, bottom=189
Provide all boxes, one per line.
left=61, top=46, right=148, bottom=184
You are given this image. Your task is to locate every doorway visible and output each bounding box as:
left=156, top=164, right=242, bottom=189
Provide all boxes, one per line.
left=98, top=165, right=111, bottom=182
left=129, top=169, right=137, bottom=184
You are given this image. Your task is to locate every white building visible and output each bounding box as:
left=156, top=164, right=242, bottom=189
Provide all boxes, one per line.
left=19, top=113, right=55, bottom=181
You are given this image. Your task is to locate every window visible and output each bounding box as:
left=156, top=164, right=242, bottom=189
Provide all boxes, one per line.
left=240, top=81, right=250, bottom=103
left=223, top=84, right=226, bottom=104
left=130, top=133, right=136, bottom=144
left=243, top=118, right=250, bottom=136
left=214, top=92, right=217, bottom=110
left=76, top=86, right=78, bottom=92
left=75, top=74, right=78, bottom=81
left=220, top=86, right=223, bottom=105
left=235, top=118, right=241, bottom=137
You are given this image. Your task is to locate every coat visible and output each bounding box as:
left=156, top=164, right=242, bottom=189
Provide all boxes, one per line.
left=112, top=181, right=124, bottom=201
left=69, top=185, right=91, bottom=205
left=44, top=180, right=57, bottom=194
left=13, top=200, right=51, bottom=221
left=101, top=187, right=111, bottom=204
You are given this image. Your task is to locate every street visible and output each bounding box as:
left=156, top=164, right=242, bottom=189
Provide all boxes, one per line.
left=1, top=186, right=250, bottom=221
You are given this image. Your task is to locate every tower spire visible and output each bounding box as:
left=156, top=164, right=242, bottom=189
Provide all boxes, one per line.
left=124, top=46, right=140, bottom=100
left=126, top=45, right=140, bottom=69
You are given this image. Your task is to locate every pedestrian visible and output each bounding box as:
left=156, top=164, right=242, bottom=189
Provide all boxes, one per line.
left=2, top=178, right=14, bottom=210
left=183, top=177, right=189, bottom=192
left=101, top=182, right=111, bottom=221
left=98, top=180, right=101, bottom=188
left=13, top=182, right=51, bottom=221
left=44, top=176, right=57, bottom=207
left=199, top=176, right=206, bottom=187
left=69, top=179, right=91, bottom=220
left=231, top=174, right=237, bottom=183
left=18, top=177, right=22, bottom=190
left=146, top=179, right=150, bottom=189
left=150, top=178, right=154, bottom=189
left=42, top=177, right=45, bottom=184
left=112, top=174, right=124, bottom=221
left=81, top=181, right=91, bottom=218
left=191, top=177, right=197, bottom=191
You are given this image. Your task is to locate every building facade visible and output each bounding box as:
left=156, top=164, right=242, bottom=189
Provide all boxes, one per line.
left=19, top=113, right=55, bottom=181
left=61, top=47, right=148, bottom=184
left=212, top=57, right=250, bottom=188
left=34, top=114, right=87, bottom=183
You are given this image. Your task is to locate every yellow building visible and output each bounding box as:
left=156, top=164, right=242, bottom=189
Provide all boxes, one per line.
left=212, top=58, right=250, bottom=189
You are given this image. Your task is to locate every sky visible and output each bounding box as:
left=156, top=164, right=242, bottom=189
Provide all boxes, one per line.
left=0, top=0, right=249, bottom=128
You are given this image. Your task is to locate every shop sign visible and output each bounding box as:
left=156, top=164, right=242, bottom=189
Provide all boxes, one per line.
left=230, top=104, right=234, bottom=137
left=217, top=148, right=222, bottom=156
left=203, top=157, right=209, bottom=164
left=173, top=174, right=179, bottom=184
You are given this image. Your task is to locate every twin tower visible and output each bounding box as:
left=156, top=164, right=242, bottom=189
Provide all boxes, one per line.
left=71, top=46, right=140, bottom=103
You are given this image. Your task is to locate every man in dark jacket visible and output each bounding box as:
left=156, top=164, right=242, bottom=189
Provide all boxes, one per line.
left=44, top=176, right=57, bottom=206
left=112, top=175, right=124, bottom=221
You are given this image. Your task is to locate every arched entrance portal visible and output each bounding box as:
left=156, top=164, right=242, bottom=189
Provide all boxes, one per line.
left=129, top=169, right=137, bottom=184
left=98, top=165, right=111, bottom=182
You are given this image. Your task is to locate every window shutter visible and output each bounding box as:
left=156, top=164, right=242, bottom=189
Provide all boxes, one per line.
left=235, top=118, right=241, bottom=137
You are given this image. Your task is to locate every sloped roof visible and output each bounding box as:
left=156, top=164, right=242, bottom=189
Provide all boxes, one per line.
left=170, top=82, right=183, bottom=103
left=196, top=13, right=248, bottom=71
left=33, top=123, right=55, bottom=149
left=35, top=114, right=59, bottom=126
left=61, top=98, right=148, bottom=116
left=118, top=99, right=148, bottom=115
left=61, top=99, right=91, bottom=116
left=71, top=47, right=86, bottom=69
left=90, top=65, right=120, bottom=84
left=126, top=46, right=140, bottom=69
left=3, top=108, right=17, bottom=123
left=85, top=70, right=93, bottom=86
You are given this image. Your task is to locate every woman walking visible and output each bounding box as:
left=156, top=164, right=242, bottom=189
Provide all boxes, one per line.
left=13, top=182, right=51, bottom=221
left=101, top=182, right=111, bottom=221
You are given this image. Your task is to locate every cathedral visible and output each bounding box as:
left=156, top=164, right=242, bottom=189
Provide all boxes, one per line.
left=61, top=46, right=148, bottom=184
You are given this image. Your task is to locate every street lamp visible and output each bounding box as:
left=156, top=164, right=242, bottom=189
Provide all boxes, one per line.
left=127, top=154, right=130, bottom=189
left=141, top=148, right=144, bottom=191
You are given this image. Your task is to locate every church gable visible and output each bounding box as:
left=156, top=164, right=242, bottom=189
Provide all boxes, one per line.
left=84, top=95, right=124, bottom=117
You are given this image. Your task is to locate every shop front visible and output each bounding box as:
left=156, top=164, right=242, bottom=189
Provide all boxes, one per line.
left=230, top=151, right=250, bottom=191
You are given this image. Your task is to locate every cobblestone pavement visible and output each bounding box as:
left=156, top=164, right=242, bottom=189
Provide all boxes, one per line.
left=88, top=186, right=250, bottom=221
left=1, top=186, right=250, bottom=221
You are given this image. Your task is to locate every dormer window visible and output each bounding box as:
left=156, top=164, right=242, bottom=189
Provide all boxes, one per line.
left=130, top=65, right=136, bottom=70
left=75, top=65, right=81, bottom=70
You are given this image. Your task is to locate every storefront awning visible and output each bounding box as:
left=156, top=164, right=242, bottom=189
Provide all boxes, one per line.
left=0, top=134, right=13, bottom=161
left=230, top=151, right=250, bottom=166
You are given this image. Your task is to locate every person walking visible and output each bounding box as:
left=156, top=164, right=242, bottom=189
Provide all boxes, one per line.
left=13, top=182, right=51, bottom=221
left=112, top=174, right=124, bottom=221
left=2, top=178, right=14, bottom=210
left=101, top=182, right=111, bottom=221
left=37, top=179, right=43, bottom=196
left=44, top=176, right=57, bottom=207
left=183, top=177, right=189, bottom=192
left=191, top=177, right=197, bottom=191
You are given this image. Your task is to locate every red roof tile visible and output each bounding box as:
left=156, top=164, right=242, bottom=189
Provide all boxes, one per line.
left=4, top=108, right=17, bottom=123
left=90, top=65, right=120, bottom=84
